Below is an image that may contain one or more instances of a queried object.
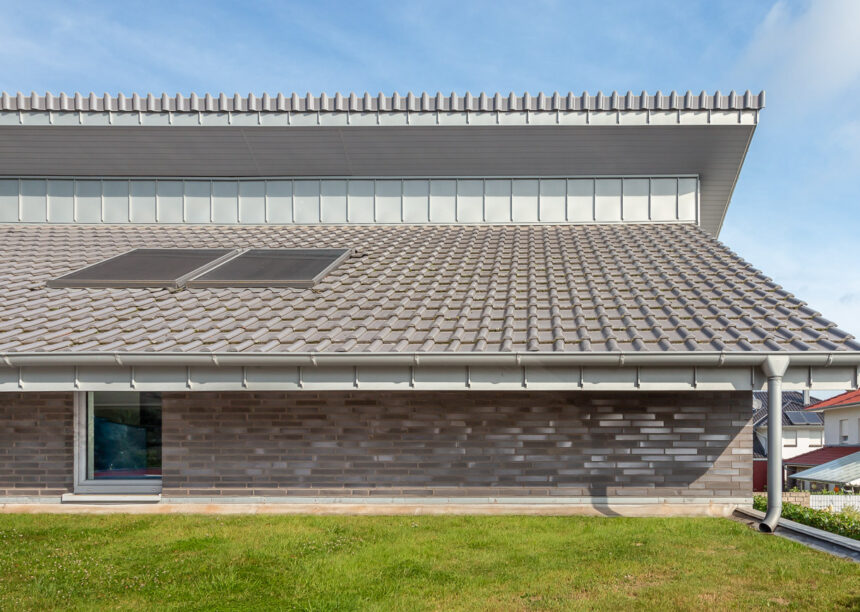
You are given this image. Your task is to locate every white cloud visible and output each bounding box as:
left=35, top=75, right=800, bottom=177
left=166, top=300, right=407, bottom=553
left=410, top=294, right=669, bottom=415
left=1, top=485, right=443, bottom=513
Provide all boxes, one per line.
left=738, top=0, right=860, bottom=108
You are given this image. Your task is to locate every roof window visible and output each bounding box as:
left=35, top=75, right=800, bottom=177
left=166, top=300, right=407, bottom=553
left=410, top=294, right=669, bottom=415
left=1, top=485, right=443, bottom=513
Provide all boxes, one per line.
left=48, top=248, right=349, bottom=289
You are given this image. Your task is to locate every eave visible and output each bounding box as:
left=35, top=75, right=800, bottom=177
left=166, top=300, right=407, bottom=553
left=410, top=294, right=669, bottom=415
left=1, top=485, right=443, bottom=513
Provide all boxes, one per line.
left=2, top=350, right=858, bottom=393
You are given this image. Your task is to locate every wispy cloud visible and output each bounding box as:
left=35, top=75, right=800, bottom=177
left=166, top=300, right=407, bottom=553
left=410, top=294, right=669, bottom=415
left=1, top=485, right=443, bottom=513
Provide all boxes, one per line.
left=737, top=0, right=860, bottom=111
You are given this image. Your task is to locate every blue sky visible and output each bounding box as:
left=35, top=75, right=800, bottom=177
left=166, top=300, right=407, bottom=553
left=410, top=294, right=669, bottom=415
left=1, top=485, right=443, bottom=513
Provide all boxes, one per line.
left=1, top=0, right=858, bottom=337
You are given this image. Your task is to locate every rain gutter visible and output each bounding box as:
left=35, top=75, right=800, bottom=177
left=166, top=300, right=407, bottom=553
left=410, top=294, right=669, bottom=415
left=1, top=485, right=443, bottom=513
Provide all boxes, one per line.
left=2, top=351, right=860, bottom=368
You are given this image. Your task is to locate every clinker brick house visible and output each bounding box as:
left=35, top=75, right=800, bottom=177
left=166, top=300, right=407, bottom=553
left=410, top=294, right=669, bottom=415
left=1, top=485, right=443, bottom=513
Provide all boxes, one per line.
left=1, top=90, right=858, bottom=525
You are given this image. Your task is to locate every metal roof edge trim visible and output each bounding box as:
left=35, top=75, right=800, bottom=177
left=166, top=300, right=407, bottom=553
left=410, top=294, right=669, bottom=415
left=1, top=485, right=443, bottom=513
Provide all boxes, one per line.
left=808, top=402, right=860, bottom=412
left=1, top=90, right=766, bottom=113
left=1, top=350, right=858, bottom=368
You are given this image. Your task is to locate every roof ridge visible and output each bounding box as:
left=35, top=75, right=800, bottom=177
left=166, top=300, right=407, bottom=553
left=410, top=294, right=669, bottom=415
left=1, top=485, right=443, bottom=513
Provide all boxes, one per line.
left=0, top=90, right=766, bottom=113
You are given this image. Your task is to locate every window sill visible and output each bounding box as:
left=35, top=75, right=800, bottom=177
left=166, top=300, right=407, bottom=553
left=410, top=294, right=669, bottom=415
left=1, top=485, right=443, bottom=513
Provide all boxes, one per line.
left=61, top=493, right=161, bottom=504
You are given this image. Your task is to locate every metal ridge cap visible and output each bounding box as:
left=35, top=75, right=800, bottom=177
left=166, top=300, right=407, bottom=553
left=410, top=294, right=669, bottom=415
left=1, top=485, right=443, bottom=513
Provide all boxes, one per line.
left=1, top=349, right=859, bottom=368
left=1, top=90, right=766, bottom=113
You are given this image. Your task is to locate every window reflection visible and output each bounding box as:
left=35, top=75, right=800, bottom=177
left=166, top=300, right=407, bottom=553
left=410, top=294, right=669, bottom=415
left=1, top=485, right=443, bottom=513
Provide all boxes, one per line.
left=88, top=392, right=162, bottom=480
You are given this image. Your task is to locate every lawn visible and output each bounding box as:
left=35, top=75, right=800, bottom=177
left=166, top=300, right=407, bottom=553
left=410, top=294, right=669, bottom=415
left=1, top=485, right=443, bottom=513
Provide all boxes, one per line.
left=0, top=515, right=858, bottom=611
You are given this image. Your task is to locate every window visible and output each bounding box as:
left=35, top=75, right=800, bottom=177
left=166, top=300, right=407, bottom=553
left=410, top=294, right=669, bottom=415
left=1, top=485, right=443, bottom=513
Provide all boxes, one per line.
left=783, top=429, right=797, bottom=447
left=840, top=419, right=849, bottom=444
left=809, top=429, right=823, bottom=447
left=75, top=392, right=162, bottom=494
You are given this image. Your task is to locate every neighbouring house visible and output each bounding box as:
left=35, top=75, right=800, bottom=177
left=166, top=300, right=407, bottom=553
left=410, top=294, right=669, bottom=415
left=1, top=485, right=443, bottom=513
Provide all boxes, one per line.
left=751, top=390, right=823, bottom=491
left=806, top=389, right=860, bottom=445
left=786, top=389, right=860, bottom=492
left=1, top=89, right=859, bottom=520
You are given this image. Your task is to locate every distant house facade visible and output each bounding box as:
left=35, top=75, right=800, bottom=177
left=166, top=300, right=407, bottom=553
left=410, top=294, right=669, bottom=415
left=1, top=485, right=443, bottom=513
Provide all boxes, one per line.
left=808, top=389, right=860, bottom=446
left=788, top=390, right=860, bottom=491
left=1, top=89, right=859, bottom=517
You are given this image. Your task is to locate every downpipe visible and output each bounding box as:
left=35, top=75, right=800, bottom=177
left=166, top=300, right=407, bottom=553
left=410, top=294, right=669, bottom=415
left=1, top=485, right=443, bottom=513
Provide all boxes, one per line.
left=759, top=355, right=790, bottom=533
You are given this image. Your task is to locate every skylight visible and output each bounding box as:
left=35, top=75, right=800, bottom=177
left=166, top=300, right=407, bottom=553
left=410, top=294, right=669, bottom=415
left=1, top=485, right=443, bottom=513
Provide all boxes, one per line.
left=47, top=248, right=349, bottom=289
left=186, top=249, right=350, bottom=288
left=47, top=249, right=238, bottom=289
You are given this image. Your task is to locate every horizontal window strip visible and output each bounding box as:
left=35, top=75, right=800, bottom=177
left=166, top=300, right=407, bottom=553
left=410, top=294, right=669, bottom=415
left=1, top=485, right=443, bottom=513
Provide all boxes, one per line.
left=0, top=177, right=699, bottom=226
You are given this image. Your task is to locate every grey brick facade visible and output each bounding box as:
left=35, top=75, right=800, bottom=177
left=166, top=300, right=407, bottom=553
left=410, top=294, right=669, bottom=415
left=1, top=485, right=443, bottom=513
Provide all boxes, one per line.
left=0, top=390, right=752, bottom=500
left=0, top=392, right=74, bottom=497
left=161, top=391, right=752, bottom=498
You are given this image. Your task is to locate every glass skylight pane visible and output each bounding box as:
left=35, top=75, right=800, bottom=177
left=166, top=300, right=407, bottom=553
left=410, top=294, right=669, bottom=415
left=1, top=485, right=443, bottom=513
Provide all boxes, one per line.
left=187, top=248, right=350, bottom=288
left=48, top=248, right=237, bottom=288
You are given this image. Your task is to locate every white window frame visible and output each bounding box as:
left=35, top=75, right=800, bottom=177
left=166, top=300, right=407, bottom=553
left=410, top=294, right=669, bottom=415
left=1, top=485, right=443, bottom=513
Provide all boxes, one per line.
left=809, top=429, right=823, bottom=447
left=783, top=429, right=797, bottom=447
left=73, top=391, right=162, bottom=494
left=840, top=419, right=849, bottom=444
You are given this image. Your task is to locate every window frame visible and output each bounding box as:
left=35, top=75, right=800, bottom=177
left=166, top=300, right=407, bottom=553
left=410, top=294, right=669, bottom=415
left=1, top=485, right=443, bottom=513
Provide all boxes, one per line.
left=782, top=428, right=797, bottom=447
left=73, top=391, right=163, bottom=494
left=809, top=428, right=823, bottom=447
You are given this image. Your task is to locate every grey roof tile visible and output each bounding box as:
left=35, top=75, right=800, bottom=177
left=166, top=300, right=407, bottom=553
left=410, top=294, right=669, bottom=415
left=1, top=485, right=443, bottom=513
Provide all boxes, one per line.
left=0, top=223, right=856, bottom=355
left=3, top=90, right=765, bottom=114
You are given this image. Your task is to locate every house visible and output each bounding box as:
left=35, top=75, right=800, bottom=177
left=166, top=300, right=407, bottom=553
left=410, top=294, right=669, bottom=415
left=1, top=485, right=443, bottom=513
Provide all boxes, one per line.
left=1, top=90, right=859, bottom=527
left=784, top=389, right=860, bottom=491
left=751, top=390, right=823, bottom=491
left=806, top=389, right=860, bottom=445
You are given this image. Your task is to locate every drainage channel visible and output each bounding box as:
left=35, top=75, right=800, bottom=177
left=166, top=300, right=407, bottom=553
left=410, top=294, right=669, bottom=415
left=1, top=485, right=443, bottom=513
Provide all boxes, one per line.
left=732, top=507, right=860, bottom=563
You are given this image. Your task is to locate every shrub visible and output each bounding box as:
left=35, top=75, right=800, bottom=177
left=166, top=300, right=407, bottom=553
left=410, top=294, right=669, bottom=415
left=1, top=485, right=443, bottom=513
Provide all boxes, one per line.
left=753, top=495, right=860, bottom=540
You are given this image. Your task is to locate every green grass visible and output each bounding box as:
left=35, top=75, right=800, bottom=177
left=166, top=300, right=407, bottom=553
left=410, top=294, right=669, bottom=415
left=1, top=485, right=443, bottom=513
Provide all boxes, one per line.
left=0, top=515, right=858, bottom=611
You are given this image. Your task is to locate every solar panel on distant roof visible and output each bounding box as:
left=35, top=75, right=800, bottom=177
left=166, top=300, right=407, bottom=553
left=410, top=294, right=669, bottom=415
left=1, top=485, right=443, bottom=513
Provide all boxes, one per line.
left=786, top=411, right=821, bottom=426
left=186, top=249, right=351, bottom=288
left=47, top=248, right=238, bottom=288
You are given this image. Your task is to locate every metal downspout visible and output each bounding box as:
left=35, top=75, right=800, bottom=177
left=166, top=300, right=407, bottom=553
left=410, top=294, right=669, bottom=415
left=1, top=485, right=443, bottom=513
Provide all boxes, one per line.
left=760, top=355, right=790, bottom=533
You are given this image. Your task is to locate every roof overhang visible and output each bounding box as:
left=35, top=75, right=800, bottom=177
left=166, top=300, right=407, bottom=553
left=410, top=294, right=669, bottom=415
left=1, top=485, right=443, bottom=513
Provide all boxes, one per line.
left=2, top=351, right=858, bottom=393
left=0, top=119, right=756, bottom=236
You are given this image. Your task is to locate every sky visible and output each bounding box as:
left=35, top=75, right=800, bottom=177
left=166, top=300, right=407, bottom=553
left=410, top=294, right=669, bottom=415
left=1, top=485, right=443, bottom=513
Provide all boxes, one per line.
left=0, top=0, right=858, bottom=343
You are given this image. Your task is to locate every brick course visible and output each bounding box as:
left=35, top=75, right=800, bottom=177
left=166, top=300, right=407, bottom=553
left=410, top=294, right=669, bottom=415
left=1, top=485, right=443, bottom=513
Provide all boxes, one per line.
left=0, top=392, right=74, bottom=497
left=161, top=391, right=752, bottom=498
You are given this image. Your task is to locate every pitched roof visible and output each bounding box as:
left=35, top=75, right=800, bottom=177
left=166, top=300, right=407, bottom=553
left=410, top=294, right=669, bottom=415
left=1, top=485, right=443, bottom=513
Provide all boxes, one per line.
left=0, top=223, right=856, bottom=355
left=792, top=451, right=860, bottom=486
left=1, top=90, right=766, bottom=113
left=784, top=446, right=860, bottom=467
left=806, top=389, right=860, bottom=412
left=752, top=391, right=822, bottom=428
left=753, top=436, right=767, bottom=459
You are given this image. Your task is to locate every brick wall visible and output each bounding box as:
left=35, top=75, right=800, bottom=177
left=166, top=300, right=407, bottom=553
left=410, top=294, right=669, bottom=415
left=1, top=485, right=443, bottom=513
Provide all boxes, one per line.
left=162, top=391, right=752, bottom=498
left=0, top=392, right=74, bottom=497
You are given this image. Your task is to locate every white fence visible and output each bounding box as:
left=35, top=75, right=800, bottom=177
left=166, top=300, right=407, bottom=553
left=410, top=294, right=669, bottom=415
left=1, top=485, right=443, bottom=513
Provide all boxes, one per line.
left=810, top=495, right=860, bottom=512
left=0, top=176, right=698, bottom=225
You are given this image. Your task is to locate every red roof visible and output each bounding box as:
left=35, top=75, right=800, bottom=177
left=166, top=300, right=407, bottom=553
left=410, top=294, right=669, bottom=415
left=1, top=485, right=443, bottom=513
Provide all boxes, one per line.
left=805, top=389, right=860, bottom=411
left=784, top=446, right=860, bottom=467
